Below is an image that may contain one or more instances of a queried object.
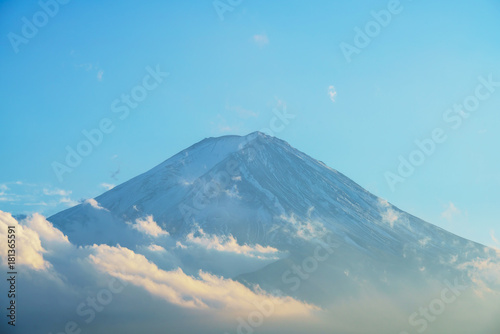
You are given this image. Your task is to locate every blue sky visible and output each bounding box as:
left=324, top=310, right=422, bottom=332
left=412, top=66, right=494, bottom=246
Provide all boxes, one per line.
left=0, top=0, right=499, bottom=247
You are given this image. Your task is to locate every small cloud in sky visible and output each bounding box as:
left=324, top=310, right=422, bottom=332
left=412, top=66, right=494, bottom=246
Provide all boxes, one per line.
left=218, top=125, right=235, bottom=132
left=328, top=85, right=337, bottom=102
left=211, top=114, right=240, bottom=134
left=227, top=104, right=258, bottom=119
left=43, top=188, right=71, bottom=197
left=84, top=198, right=106, bottom=210
left=147, top=244, right=166, bottom=252
left=76, top=63, right=94, bottom=71
left=253, top=33, right=269, bottom=47
left=97, top=70, right=104, bottom=81
left=441, top=202, right=461, bottom=222
left=491, top=230, right=499, bottom=245
left=59, top=197, right=79, bottom=207
left=0, top=184, right=8, bottom=196
left=0, top=182, right=79, bottom=212
left=100, top=183, right=115, bottom=191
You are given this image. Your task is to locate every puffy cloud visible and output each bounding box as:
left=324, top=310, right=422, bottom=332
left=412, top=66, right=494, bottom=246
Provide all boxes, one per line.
left=84, top=198, right=106, bottom=210
left=185, top=227, right=279, bottom=259
left=130, top=215, right=169, bottom=237
left=24, top=213, right=70, bottom=245
left=0, top=211, right=49, bottom=270
left=89, top=244, right=318, bottom=316
left=441, top=202, right=461, bottom=221
left=147, top=244, right=166, bottom=252
left=176, top=241, right=187, bottom=249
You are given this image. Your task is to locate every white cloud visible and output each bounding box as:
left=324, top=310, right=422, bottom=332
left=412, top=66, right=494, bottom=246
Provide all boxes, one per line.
left=130, top=215, right=169, bottom=237
left=0, top=211, right=49, bottom=270
left=253, top=34, right=269, bottom=47
left=89, top=244, right=318, bottom=316
left=84, top=198, right=106, bottom=210
left=185, top=227, right=279, bottom=259
left=441, top=202, right=461, bottom=221
left=224, top=184, right=241, bottom=199
left=280, top=212, right=327, bottom=240
left=418, top=237, right=431, bottom=247
left=97, top=70, right=104, bottom=81
left=328, top=85, right=337, bottom=102
left=43, top=188, right=71, bottom=196
left=490, top=230, right=499, bottom=245
left=100, top=183, right=116, bottom=191
left=0, top=183, right=78, bottom=211
left=147, top=244, right=166, bottom=252
left=378, top=198, right=400, bottom=228
left=24, top=213, right=70, bottom=245
left=176, top=241, right=187, bottom=249
left=459, top=256, right=500, bottom=296
left=59, top=197, right=79, bottom=207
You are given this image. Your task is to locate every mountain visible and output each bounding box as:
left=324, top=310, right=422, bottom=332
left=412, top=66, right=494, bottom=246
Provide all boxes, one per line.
left=47, top=132, right=497, bottom=332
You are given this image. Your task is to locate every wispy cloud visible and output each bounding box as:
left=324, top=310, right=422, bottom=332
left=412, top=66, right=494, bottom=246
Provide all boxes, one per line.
left=491, top=230, right=499, bottom=245
left=441, top=202, right=461, bottom=222
left=59, top=197, right=79, bottom=207
left=328, top=85, right=337, bottom=102
left=378, top=198, right=400, bottom=228
left=100, top=183, right=116, bottom=191
left=43, top=188, right=71, bottom=196
left=0, top=183, right=77, bottom=211
left=253, top=33, right=269, bottom=47
left=279, top=209, right=327, bottom=240
left=97, top=69, right=104, bottom=81
left=147, top=244, right=166, bottom=252
left=227, top=104, right=259, bottom=119
left=212, top=114, right=239, bottom=134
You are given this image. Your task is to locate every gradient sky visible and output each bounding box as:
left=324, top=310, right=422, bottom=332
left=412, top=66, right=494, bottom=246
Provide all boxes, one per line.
left=1, top=0, right=499, bottom=247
